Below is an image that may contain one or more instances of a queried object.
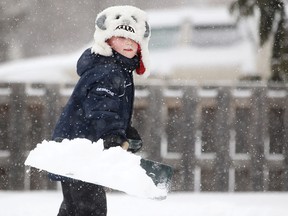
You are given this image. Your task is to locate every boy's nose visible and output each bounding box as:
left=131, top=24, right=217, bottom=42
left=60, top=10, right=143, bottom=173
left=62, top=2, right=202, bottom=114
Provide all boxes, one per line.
left=126, top=38, right=134, bottom=45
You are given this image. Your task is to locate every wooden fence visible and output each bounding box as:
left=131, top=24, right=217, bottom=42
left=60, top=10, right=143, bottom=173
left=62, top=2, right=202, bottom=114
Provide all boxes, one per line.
left=0, top=81, right=288, bottom=192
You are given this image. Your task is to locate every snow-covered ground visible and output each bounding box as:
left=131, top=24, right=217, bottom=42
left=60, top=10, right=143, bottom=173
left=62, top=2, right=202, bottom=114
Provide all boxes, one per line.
left=1, top=191, right=288, bottom=216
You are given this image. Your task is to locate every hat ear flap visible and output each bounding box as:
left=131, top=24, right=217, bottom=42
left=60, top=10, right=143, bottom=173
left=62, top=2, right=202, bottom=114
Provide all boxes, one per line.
left=96, top=15, right=107, bottom=30
left=136, top=44, right=146, bottom=75
left=144, top=21, right=150, bottom=38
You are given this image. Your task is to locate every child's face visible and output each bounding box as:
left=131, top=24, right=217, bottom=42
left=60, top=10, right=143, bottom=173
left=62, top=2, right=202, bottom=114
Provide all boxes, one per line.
left=107, top=36, right=138, bottom=59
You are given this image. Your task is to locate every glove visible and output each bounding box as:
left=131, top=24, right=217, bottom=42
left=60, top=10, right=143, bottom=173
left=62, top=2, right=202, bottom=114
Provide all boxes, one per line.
left=126, top=125, right=143, bottom=153
left=103, top=134, right=129, bottom=150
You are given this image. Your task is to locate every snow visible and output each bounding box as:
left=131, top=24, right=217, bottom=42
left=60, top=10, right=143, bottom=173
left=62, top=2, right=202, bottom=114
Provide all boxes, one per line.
left=21, top=139, right=288, bottom=216
left=267, top=90, right=287, bottom=98
left=149, top=43, right=255, bottom=77
left=197, top=88, right=218, bottom=98
left=1, top=191, right=288, bottom=216
left=232, top=89, right=252, bottom=98
left=0, top=52, right=80, bottom=83
left=25, top=138, right=168, bottom=199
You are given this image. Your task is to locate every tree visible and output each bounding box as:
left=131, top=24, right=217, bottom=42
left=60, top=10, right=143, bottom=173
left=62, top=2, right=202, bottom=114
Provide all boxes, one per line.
left=230, top=0, right=288, bottom=82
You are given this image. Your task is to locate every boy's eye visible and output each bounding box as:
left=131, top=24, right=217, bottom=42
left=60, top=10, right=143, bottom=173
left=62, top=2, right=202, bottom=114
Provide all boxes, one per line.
left=115, top=15, right=121, bottom=19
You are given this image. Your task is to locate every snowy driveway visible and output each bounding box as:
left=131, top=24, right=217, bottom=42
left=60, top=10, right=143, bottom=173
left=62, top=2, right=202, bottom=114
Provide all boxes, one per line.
left=1, top=191, right=288, bottom=216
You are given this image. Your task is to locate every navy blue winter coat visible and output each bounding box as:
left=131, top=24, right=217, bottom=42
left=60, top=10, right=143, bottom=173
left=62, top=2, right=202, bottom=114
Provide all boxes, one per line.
left=52, top=48, right=139, bottom=143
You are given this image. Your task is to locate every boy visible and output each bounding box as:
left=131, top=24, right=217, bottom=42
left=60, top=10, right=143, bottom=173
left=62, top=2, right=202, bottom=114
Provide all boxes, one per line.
left=51, top=5, right=151, bottom=216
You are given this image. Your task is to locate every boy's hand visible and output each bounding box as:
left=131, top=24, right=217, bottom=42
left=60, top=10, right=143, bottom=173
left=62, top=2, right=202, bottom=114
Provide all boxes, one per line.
left=103, top=135, right=128, bottom=149
left=127, top=139, right=142, bottom=153
left=121, top=141, right=130, bottom=150
left=103, top=125, right=143, bottom=152
left=126, top=125, right=143, bottom=153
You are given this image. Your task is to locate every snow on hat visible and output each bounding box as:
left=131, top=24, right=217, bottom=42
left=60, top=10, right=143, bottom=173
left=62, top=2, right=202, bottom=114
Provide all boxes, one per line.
left=92, top=5, right=151, bottom=75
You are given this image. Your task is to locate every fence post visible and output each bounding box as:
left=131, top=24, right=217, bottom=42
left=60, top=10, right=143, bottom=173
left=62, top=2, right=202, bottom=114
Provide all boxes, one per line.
left=29, top=84, right=61, bottom=190
left=182, top=86, right=198, bottom=191
left=214, top=87, right=231, bottom=191
left=145, top=85, right=163, bottom=161
left=283, top=87, right=288, bottom=191
left=249, top=86, right=265, bottom=191
left=7, top=83, right=27, bottom=190
left=43, top=84, right=61, bottom=140
left=44, top=84, right=61, bottom=189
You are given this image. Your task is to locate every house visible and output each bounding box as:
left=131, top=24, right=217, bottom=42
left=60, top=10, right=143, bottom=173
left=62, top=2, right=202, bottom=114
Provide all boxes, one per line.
left=141, top=6, right=258, bottom=83
left=0, top=6, right=258, bottom=84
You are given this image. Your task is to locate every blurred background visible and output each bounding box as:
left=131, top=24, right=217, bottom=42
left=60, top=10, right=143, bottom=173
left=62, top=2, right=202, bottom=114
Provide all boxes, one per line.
left=2, top=0, right=288, bottom=83
left=1, top=0, right=288, bottom=196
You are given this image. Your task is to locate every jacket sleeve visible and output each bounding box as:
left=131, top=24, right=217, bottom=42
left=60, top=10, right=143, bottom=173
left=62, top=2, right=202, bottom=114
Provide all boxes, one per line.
left=82, top=73, right=127, bottom=140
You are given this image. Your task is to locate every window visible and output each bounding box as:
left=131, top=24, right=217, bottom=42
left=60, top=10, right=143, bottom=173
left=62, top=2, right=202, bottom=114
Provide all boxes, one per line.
left=191, top=24, right=242, bottom=47
left=149, top=26, right=179, bottom=49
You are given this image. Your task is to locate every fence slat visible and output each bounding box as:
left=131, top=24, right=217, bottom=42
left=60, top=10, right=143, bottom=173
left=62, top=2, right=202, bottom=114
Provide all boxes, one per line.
left=283, top=92, right=288, bottom=190
left=144, top=85, right=163, bottom=161
left=214, top=87, right=231, bottom=191
left=249, top=87, right=266, bottom=191
left=182, top=86, right=198, bottom=191
left=7, top=84, right=27, bottom=190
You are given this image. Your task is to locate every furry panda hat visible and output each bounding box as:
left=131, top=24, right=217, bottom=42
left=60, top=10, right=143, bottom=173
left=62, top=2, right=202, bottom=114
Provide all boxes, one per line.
left=92, top=5, right=151, bottom=75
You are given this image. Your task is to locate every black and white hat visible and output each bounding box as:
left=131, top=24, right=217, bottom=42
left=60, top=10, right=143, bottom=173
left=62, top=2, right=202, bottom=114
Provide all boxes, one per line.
left=92, top=5, right=151, bottom=75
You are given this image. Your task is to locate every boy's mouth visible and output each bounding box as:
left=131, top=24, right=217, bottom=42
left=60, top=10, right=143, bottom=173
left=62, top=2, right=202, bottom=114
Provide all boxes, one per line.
left=116, top=25, right=135, bottom=33
left=124, top=48, right=133, bottom=52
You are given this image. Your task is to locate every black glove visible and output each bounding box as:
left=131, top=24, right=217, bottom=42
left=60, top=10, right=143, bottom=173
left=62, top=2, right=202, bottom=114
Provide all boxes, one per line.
left=126, top=125, right=143, bottom=153
left=103, top=135, right=127, bottom=149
